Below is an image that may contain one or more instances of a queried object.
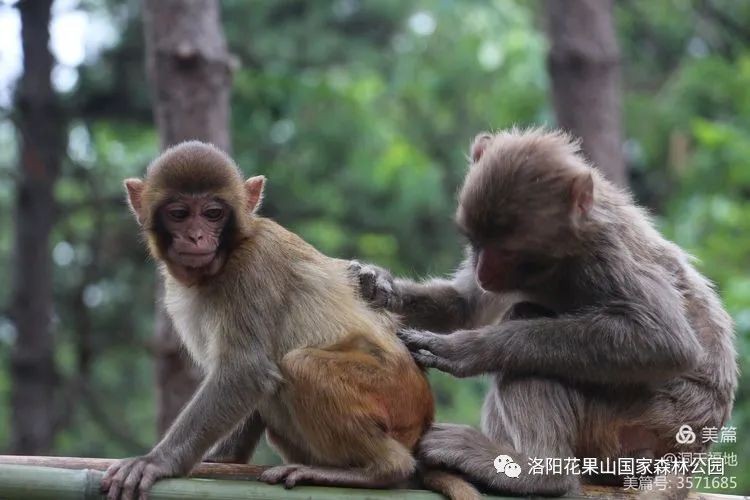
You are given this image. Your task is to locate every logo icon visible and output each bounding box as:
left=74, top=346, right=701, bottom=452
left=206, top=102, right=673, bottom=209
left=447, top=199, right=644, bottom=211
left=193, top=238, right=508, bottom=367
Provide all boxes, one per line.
left=675, top=424, right=696, bottom=444
left=493, top=454, right=521, bottom=478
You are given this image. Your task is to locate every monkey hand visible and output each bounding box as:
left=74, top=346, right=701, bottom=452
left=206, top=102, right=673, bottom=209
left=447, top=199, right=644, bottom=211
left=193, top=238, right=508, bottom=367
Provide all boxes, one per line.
left=398, top=328, right=480, bottom=378
left=101, top=452, right=181, bottom=500
left=348, top=260, right=399, bottom=309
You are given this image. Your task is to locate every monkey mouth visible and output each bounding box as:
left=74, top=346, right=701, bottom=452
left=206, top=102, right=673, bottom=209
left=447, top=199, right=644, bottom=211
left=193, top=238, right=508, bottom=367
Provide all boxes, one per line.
left=177, top=251, right=217, bottom=268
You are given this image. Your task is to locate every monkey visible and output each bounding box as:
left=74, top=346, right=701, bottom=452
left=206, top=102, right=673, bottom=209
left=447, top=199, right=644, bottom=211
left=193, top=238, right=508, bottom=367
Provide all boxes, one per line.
left=351, top=128, right=737, bottom=496
left=100, top=141, right=478, bottom=500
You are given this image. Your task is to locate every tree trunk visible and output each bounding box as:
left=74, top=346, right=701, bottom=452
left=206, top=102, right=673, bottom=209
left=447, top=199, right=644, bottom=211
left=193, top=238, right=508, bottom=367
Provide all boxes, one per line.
left=9, top=0, right=65, bottom=454
left=141, top=0, right=233, bottom=434
left=544, top=0, right=626, bottom=187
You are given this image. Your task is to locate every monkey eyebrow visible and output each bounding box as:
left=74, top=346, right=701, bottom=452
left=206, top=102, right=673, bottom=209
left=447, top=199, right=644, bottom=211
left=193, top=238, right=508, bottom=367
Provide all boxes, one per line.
left=190, top=194, right=227, bottom=204
left=162, top=194, right=226, bottom=205
left=190, top=193, right=223, bottom=200
left=162, top=195, right=190, bottom=205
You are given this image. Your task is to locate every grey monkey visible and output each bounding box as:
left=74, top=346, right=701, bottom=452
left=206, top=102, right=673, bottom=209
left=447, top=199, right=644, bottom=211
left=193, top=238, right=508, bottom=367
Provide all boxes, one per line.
left=352, top=129, right=737, bottom=496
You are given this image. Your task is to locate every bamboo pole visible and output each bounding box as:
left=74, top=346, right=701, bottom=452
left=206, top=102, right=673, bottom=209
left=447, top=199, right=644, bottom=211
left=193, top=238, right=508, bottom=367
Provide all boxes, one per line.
left=0, top=455, right=265, bottom=481
left=0, top=463, right=444, bottom=500
left=0, top=456, right=741, bottom=499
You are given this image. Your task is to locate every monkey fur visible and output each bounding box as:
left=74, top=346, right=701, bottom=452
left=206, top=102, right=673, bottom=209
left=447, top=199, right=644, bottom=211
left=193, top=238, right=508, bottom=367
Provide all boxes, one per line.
left=353, top=128, right=737, bottom=497
left=101, top=141, right=478, bottom=500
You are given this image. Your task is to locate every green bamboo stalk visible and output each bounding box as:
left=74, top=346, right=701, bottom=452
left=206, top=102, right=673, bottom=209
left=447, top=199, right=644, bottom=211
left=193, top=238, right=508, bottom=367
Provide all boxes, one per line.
left=0, top=464, right=447, bottom=500
left=0, top=461, right=739, bottom=499
left=0, top=464, right=100, bottom=500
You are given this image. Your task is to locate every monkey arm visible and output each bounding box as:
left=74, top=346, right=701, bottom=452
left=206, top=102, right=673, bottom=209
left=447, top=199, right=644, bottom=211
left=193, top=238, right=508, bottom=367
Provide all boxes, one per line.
left=204, top=411, right=265, bottom=463
left=486, top=306, right=700, bottom=383
left=401, top=276, right=703, bottom=384
left=151, top=364, right=279, bottom=470
left=102, top=360, right=280, bottom=500
left=350, top=260, right=474, bottom=332
left=392, top=277, right=473, bottom=332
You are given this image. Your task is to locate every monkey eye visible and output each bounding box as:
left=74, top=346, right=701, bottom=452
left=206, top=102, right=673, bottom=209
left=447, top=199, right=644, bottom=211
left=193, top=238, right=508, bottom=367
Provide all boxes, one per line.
left=168, top=208, right=189, bottom=221
left=203, top=208, right=224, bottom=221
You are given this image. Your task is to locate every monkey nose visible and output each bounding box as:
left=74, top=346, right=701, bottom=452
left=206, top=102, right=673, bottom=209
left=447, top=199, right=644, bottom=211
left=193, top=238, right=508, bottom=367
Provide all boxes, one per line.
left=188, top=233, right=204, bottom=244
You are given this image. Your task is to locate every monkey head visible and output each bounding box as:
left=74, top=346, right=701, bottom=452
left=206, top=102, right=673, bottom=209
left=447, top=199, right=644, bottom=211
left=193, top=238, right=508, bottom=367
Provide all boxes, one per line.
left=457, top=129, right=595, bottom=293
left=124, top=141, right=265, bottom=285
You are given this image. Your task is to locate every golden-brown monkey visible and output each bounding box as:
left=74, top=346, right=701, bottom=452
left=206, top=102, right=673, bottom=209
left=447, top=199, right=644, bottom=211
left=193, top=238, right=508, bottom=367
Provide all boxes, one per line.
left=100, top=141, right=478, bottom=500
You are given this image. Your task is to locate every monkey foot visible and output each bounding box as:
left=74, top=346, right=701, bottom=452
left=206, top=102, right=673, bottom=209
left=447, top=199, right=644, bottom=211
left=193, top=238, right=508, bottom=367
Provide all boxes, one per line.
left=260, top=464, right=374, bottom=489
left=419, top=423, right=502, bottom=472
left=260, top=464, right=335, bottom=488
left=259, top=464, right=304, bottom=487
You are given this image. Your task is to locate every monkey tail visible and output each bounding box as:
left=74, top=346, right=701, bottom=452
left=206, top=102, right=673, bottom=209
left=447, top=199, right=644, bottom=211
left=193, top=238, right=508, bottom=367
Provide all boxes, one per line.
left=420, top=469, right=481, bottom=500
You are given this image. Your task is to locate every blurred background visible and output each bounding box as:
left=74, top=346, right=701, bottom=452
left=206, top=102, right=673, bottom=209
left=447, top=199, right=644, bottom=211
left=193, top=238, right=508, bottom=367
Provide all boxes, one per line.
left=0, top=0, right=748, bottom=493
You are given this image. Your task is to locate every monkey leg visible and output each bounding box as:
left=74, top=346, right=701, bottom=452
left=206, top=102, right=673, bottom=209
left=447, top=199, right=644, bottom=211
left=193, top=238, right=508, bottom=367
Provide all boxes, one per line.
left=204, top=411, right=265, bottom=464
left=419, top=377, right=581, bottom=496
left=265, top=427, right=316, bottom=464
left=260, top=341, right=427, bottom=489
left=260, top=439, right=415, bottom=489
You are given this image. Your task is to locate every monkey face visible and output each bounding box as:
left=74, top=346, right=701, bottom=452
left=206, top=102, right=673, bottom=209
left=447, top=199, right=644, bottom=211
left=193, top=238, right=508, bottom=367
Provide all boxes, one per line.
left=158, top=195, right=230, bottom=271
left=124, top=142, right=268, bottom=286
left=471, top=242, right=556, bottom=293
left=457, top=129, right=594, bottom=293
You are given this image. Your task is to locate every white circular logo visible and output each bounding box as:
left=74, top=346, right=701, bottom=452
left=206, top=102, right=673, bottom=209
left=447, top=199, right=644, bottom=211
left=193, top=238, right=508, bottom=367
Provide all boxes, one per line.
left=675, top=424, right=696, bottom=444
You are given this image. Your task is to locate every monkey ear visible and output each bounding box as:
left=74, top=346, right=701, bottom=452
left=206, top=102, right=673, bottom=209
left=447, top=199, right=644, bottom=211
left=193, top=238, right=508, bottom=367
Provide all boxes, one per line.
left=245, top=175, right=266, bottom=213
left=124, top=178, right=145, bottom=224
left=470, top=132, right=493, bottom=163
left=570, top=172, right=594, bottom=216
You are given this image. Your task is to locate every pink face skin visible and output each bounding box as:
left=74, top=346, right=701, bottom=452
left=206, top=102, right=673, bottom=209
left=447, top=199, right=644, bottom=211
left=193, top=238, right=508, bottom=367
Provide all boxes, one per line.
left=475, top=244, right=514, bottom=292
left=159, top=195, right=229, bottom=279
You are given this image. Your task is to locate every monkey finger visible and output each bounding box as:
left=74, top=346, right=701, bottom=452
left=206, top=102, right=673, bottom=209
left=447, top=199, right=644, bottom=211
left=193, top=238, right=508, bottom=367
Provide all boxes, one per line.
left=358, top=270, right=377, bottom=300
left=282, top=466, right=323, bottom=489
left=136, top=464, right=162, bottom=500
left=398, top=332, right=418, bottom=349
left=106, top=459, right=138, bottom=500
left=397, top=329, right=439, bottom=351
left=415, top=350, right=469, bottom=377
left=347, top=260, right=363, bottom=274
left=283, top=469, right=305, bottom=489
left=412, top=350, right=447, bottom=370
left=121, top=460, right=148, bottom=500
left=348, top=261, right=373, bottom=297
left=350, top=261, right=394, bottom=306
left=107, top=481, right=122, bottom=500
left=259, top=464, right=301, bottom=485
left=108, top=481, right=129, bottom=500
left=372, top=276, right=394, bottom=308
left=101, top=461, right=123, bottom=491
